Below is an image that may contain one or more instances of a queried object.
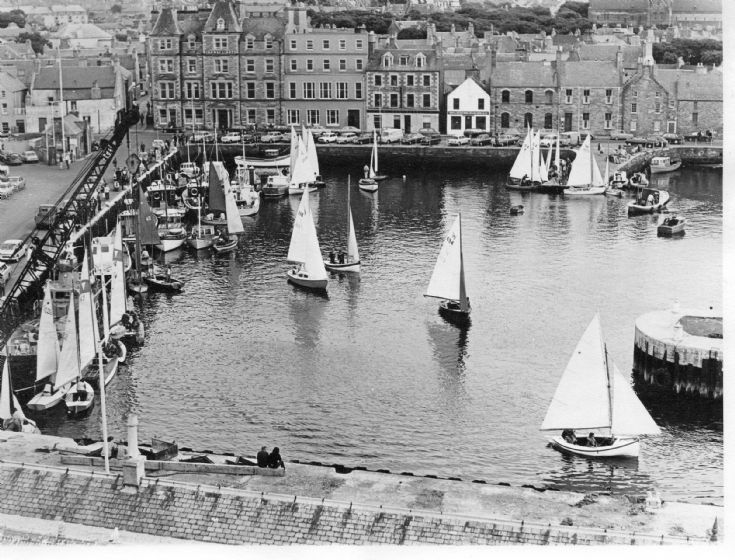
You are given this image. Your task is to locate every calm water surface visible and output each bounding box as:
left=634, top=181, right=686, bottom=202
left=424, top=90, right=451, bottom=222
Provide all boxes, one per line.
left=44, top=162, right=722, bottom=505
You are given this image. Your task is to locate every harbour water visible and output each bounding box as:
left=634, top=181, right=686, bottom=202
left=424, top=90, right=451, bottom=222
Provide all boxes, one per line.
left=38, top=163, right=722, bottom=505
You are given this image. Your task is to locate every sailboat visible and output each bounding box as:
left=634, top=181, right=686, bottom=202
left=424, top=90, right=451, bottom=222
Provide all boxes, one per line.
left=303, top=125, right=326, bottom=189
left=231, top=141, right=261, bottom=217
left=563, top=135, right=607, bottom=195
left=324, top=176, right=360, bottom=272
left=286, top=186, right=328, bottom=290
left=261, top=127, right=295, bottom=198
left=358, top=131, right=381, bottom=192
left=201, top=162, right=228, bottom=226
left=108, top=224, right=144, bottom=343
left=187, top=180, right=216, bottom=250
left=126, top=186, right=161, bottom=294
left=603, top=154, right=623, bottom=197
left=1, top=350, right=40, bottom=433
left=424, top=214, right=470, bottom=326
left=289, top=135, right=318, bottom=195
left=213, top=179, right=244, bottom=254
left=538, top=135, right=565, bottom=194
left=506, top=128, right=542, bottom=191
left=541, top=314, right=661, bottom=458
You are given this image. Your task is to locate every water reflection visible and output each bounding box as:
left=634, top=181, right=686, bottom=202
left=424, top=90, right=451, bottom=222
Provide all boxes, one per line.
left=541, top=451, right=650, bottom=496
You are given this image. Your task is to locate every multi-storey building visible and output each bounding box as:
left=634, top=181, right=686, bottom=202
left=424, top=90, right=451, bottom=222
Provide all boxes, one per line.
left=446, top=77, right=491, bottom=134
left=0, top=71, right=27, bottom=135
left=589, top=0, right=722, bottom=30
left=366, top=34, right=441, bottom=132
left=558, top=60, right=622, bottom=134
left=282, top=4, right=367, bottom=129
left=239, top=14, right=283, bottom=127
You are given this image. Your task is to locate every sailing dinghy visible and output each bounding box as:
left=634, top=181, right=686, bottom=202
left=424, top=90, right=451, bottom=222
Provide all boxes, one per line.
left=506, top=128, right=542, bottom=191
left=324, top=176, right=360, bottom=272
left=358, top=131, right=383, bottom=192
left=1, top=349, right=40, bottom=433
left=541, top=314, right=660, bottom=458
left=563, top=135, right=607, bottom=195
left=424, top=214, right=470, bottom=326
left=286, top=186, right=328, bottom=290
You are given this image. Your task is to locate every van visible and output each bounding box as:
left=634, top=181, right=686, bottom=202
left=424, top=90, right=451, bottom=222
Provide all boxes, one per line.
left=559, top=131, right=583, bottom=146
left=378, top=128, right=404, bottom=144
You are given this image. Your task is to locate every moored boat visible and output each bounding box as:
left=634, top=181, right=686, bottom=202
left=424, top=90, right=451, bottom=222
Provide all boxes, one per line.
left=1, top=353, right=41, bottom=433
left=64, top=380, right=95, bottom=417
left=563, top=135, right=607, bottom=195
left=649, top=155, right=682, bottom=174
left=506, top=129, right=544, bottom=191
left=627, top=188, right=670, bottom=215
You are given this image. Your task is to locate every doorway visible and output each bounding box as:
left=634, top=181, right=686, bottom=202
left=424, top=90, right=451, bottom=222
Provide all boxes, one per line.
left=214, top=109, right=231, bottom=131
left=564, top=112, right=573, bottom=132
left=403, top=114, right=411, bottom=133
left=347, top=109, right=360, bottom=129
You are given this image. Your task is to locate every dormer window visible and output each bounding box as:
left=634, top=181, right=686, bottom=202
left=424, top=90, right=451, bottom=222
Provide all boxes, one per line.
left=399, top=55, right=409, bottom=65
left=415, top=54, right=425, bottom=68
left=216, top=18, right=225, bottom=31
left=383, top=53, right=393, bottom=68
left=187, top=34, right=196, bottom=49
left=246, top=35, right=254, bottom=49
left=265, top=35, right=273, bottom=49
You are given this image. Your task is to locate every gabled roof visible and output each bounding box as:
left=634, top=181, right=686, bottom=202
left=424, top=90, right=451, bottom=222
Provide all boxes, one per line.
left=54, top=23, right=112, bottom=40
left=204, top=0, right=242, bottom=33
left=241, top=15, right=286, bottom=39
left=34, top=65, right=118, bottom=91
left=560, top=60, right=620, bottom=87
left=448, top=76, right=489, bottom=98
left=0, top=71, right=26, bottom=92
left=491, top=61, right=557, bottom=88
left=151, top=7, right=182, bottom=36
left=577, top=44, right=642, bottom=68
left=656, top=68, right=722, bottom=101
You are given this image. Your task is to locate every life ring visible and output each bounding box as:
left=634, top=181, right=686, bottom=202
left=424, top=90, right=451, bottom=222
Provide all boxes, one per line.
left=152, top=193, right=161, bottom=201
left=188, top=186, right=199, bottom=198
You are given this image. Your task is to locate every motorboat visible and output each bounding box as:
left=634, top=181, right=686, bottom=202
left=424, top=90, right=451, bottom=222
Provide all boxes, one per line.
left=657, top=215, right=686, bottom=236
left=650, top=155, right=682, bottom=174
left=628, top=188, right=670, bottom=215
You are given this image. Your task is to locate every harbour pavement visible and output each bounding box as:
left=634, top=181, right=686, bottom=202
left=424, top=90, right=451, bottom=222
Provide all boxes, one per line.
left=0, top=431, right=722, bottom=544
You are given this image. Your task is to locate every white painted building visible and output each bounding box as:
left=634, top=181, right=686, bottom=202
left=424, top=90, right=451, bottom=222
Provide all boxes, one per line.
left=446, top=77, right=491, bottom=135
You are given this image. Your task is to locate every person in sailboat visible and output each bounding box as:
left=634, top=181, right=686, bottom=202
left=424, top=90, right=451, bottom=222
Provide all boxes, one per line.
left=561, top=429, right=577, bottom=444
left=165, top=265, right=172, bottom=282
left=338, top=250, right=345, bottom=264
left=587, top=432, right=597, bottom=447
left=521, top=173, right=529, bottom=186
left=364, top=164, right=370, bottom=178
left=328, top=250, right=336, bottom=264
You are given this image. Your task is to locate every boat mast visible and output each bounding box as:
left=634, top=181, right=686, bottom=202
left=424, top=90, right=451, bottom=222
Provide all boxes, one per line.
left=458, top=213, right=468, bottom=312
left=589, top=136, right=594, bottom=188
left=133, top=175, right=144, bottom=306
left=604, top=341, right=613, bottom=431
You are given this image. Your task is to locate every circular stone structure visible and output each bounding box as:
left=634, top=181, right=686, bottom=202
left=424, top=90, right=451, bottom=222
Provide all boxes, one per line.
left=633, top=306, right=723, bottom=399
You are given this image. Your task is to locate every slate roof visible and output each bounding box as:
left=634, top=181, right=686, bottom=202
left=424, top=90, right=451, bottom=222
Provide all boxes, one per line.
left=560, top=60, right=621, bottom=87
left=34, top=65, right=117, bottom=91
left=577, top=44, right=642, bottom=68
left=241, top=15, right=286, bottom=39
left=204, top=0, right=242, bottom=33
left=151, top=7, right=182, bottom=36
left=490, top=62, right=557, bottom=88
left=0, top=71, right=26, bottom=92
left=589, top=0, right=647, bottom=11
left=655, top=68, right=722, bottom=101
left=54, top=23, right=112, bottom=40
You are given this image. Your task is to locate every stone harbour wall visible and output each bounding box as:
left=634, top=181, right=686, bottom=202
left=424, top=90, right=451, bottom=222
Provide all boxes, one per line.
left=0, top=463, right=703, bottom=545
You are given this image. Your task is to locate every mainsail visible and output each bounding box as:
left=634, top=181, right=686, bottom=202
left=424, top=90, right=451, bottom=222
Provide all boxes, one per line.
left=566, top=135, right=604, bottom=188
left=36, top=284, right=60, bottom=382
left=370, top=132, right=379, bottom=177
left=1, top=351, right=25, bottom=421
left=305, top=128, right=319, bottom=179
left=509, top=129, right=533, bottom=180
left=225, top=186, right=244, bottom=234
left=77, top=252, right=99, bottom=369
left=53, top=291, right=80, bottom=390
left=137, top=187, right=161, bottom=245
left=425, top=215, right=464, bottom=302
left=287, top=187, right=327, bottom=280
left=346, top=181, right=359, bottom=263
left=109, top=223, right=126, bottom=326
left=207, top=163, right=227, bottom=213
left=610, top=363, right=661, bottom=436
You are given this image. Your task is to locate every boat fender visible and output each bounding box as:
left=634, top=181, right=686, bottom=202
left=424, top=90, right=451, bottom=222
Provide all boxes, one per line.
left=188, top=186, right=199, bottom=198
left=152, top=193, right=161, bottom=201
left=117, top=341, right=127, bottom=364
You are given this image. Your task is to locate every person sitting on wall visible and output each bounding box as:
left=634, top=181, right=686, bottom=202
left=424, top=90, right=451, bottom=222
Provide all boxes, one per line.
left=257, top=446, right=269, bottom=468
left=267, top=447, right=285, bottom=469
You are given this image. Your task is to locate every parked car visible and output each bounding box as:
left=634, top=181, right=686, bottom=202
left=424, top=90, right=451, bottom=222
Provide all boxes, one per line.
left=190, top=131, right=215, bottom=143
left=22, top=150, right=39, bottom=163
left=609, top=131, right=634, bottom=141
left=220, top=131, right=242, bottom=143
left=626, top=135, right=667, bottom=148
left=0, top=181, right=12, bottom=199
left=8, top=176, right=25, bottom=192
left=354, top=132, right=374, bottom=144
left=401, top=132, right=424, bottom=145
left=420, top=132, right=442, bottom=145
left=0, top=152, right=22, bottom=165
left=0, top=239, right=26, bottom=262
left=470, top=134, right=493, bottom=146
left=683, top=130, right=713, bottom=143
left=462, top=128, right=486, bottom=138
left=447, top=135, right=470, bottom=146
left=539, top=133, right=560, bottom=147
left=336, top=132, right=358, bottom=144
left=493, top=134, right=518, bottom=146
left=316, top=131, right=339, bottom=143
left=559, top=131, right=585, bottom=146
left=662, top=133, right=684, bottom=145
left=378, top=128, right=404, bottom=144
left=260, top=131, right=287, bottom=143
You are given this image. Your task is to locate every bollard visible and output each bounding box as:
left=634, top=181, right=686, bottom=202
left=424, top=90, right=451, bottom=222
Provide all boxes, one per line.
left=127, top=414, right=140, bottom=459
left=122, top=413, right=145, bottom=488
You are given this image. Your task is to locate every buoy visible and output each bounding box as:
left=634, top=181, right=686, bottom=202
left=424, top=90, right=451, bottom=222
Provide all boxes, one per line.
left=402, top=175, right=406, bottom=182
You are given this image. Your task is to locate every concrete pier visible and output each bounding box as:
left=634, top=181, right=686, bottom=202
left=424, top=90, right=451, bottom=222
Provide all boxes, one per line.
left=633, top=306, right=723, bottom=399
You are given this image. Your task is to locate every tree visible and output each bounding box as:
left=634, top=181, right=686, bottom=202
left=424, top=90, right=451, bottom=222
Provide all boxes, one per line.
left=558, top=1, right=588, bottom=17
left=397, top=27, right=426, bottom=40
left=111, top=4, right=122, bottom=14
left=16, top=31, right=50, bottom=54
left=0, top=9, right=25, bottom=28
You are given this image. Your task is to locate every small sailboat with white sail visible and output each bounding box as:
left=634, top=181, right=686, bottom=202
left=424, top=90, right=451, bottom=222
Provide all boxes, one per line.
left=538, top=135, right=565, bottom=193
left=213, top=182, right=244, bottom=254
left=541, top=314, right=661, bottom=458
left=286, top=187, right=328, bottom=290
left=289, top=135, right=318, bottom=195
left=201, top=162, right=229, bottom=227
left=302, top=125, right=326, bottom=189
left=358, top=131, right=387, bottom=192
left=108, top=224, right=144, bottom=344
left=424, top=214, right=470, bottom=327
left=563, top=135, right=607, bottom=195
left=324, top=176, right=360, bottom=272
left=1, top=350, right=40, bottom=433
left=506, top=128, right=542, bottom=191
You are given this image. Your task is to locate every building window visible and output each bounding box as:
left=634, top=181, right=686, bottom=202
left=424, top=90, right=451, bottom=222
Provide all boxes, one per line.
left=653, top=120, right=660, bottom=132
left=383, top=54, right=392, bottom=68
left=631, top=103, right=637, bottom=114
left=605, top=89, right=613, bottom=104
left=306, top=59, right=314, bottom=71
left=159, top=109, right=167, bottom=123
left=582, top=112, right=590, bottom=129
left=245, top=59, right=255, bottom=73
left=655, top=101, right=661, bottom=113
left=416, top=54, right=425, bottom=68
left=450, top=116, right=461, bottom=130
left=1, top=103, right=7, bottom=115
left=630, top=120, right=637, bottom=132
left=246, top=36, right=254, bottom=49
left=306, top=109, right=319, bottom=126
left=583, top=89, right=590, bottom=104
left=265, top=36, right=273, bottom=49
left=158, top=39, right=172, bottom=50
left=287, top=110, right=300, bottom=125
left=323, top=40, right=330, bottom=50
left=390, top=74, right=398, bottom=87
left=355, top=83, right=363, bottom=99
left=266, top=109, right=275, bottom=124
left=184, top=108, right=203, bottom=125
left=423, top=93, right=431, bottom=107
left=185, top=82, right=200, bottom=99
left=524, top=112, right=533, bottom=127
left=265, top=59, right=274, bottom=73
left=326, top=110, right=339, bottom=126
left=159, top=81, right=175, bottom=99
left=407, top=75, right=414, bottom=86
left=214, top=59, right=228, bottom=73
left=265, top=82, right=275, bottom=99
left=501, top=113, right=510, bottom=128
left=525, top=90, right=533, bottom=104
left=303, top=83, right=315, bottom=99
left=390, top=93, right=399, bottom=108
left=339, top=39, right=346, bottom=50
left=320, top=82, right=332, bottom=99
left=544, top=90, right=553, bottom=104
left=453, top=98, right=460, bottom=110
left=501, top=90, right=510, bottom=103
left=289, top=83, right=296, bottom=99
left=187, top=35, right=196, bottom=49
left=692, top=112, right=698, bottom=125
left=406, top=94, right=414, bottom=108
left=290, top=59, right=297, bottom=71
left=356, top=39, right=364, bottom=50
left=375, top=75, right=382, bottom=86
left=210, top=82, right=233, bottom=99
left=216, top=17, right=225, bottom=31
left=323, top=59, right=330, bottom=71
left=339, top=59, right=346, bottom=71
left=336, top=83, right=348, bottom=99
left=632, top=90, right=638, bottom=98
left=394, top=116, right=401, bottom=129
left=478, top=99, right=485, bottom=110
left=356, top=59, right=363, bottom=71
left=374, top=93, right=382, bottom=107
left=373, top=115, right=381, bottom=129
left=399, top=55, right=409, bottom=65
left=213, top=37, right=228, bottom=50
left=187, top=59, right=196, bottom=73
left=423, top=75, right=431, bottom=86
left=476, top=116, right=487, bottom=129
left=604, top=112, right=612, bottom=129
left=245, top=109, right=256, bottom=123
left=290, top=39, right=297, bottom=50
left=544, top=113, right=552, bottom=129
left=565, top=89, right=572, bottom=104
left=245, top=82, right=255, bottom=98
left=158, top=59, right=174, bottom=73
left=667, top=121, right=676, bottom=133
left=306, top=40, right=313, bottom=50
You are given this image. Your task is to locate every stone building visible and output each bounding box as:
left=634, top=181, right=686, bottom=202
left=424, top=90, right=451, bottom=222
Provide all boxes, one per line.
left=446, top=77, right=491, bottom=135
left=240, top=14, right=284, bottom=127
left=490, top=59, right=558, bottom=132
left=558, top=59, right=623, bottom=134
left=589, top=0, right=722, bottom=30
left=282, top=3, right=367, bottom=129
left=0, top=71, right=27, bottom=134
left=366, top=34, right=441, bottom=133
left=652, top=64, right=722, bottom=134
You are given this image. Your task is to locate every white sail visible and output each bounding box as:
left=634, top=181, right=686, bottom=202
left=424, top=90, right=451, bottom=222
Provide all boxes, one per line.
left=509, top=129, right=532, bottom=180
left=611, top=363, right=661, bottom=436
left=36, top=284, right=60, bottom=382
left=604, top=154, right=610, bottom=185
left=287, top=188, right=327, bottom=280
left=289, top=137, right=313, bottom=188
left=77, top=252, right=98, bottom=369
left=110, top=223, right=126, bottom=326
left=534, top=131, right=547, bottom=182
left=371, top=131, right=379, bottom=176
left=425, top=215, right=463, bottom=301
left=541, top=314, right=612, bottom=432
left=224, top=184, right=244, bottom=234
left=566, top=135, right=604, bottom=187
left=347, top=186, right=359, bottom=263
left=554, top=135, right=560, bottom=168
left=289, top=126, right=299, bottom=175
left=54, top=291, right=80, bottom=390
left=306, top=128, right=320, bottom=178
left=545, top=142, right=553, bottom=173
left=1, top=356, right=21, bottom=421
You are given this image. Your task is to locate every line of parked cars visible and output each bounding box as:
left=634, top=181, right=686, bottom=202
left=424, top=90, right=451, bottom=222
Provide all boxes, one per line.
left=0, top=163, right=28, bottom=200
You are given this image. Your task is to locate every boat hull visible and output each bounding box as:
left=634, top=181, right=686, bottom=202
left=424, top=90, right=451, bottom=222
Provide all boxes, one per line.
left=627, top=192, right=670, bottom=215
left=657, top=222, right=686, bottom=236
left=262, top=185, right=289, bottom=198
left=157, top=235, right=186, bottom=252
left=286, top=270, right=327, bottom=290
left=650, top=161, right=682, bottom=174
left=200, top=216, right=228, bottom=227
left=564, top=185, right=607, bottom=195
left=549, top=436, right=640, bottom=458
left=438, top=301, right=471, bottom=327
left=64, top=381, right=95, bottom=417
left=289, top=186, right=318, bottom=195
left=144, top=275, right=184, bottom=292
left=213, top=239, right=238, bottom=253
left=358, top=179, right=378, bottom=192
left=27, top=384, right=69, bottom=411
left=324, top=260, right=360, bottom=273
left=82, top=356, right=120, bottom=388
left=187, top=235, right=215, bottom=250
left=237, top=197, right=260, bottom=216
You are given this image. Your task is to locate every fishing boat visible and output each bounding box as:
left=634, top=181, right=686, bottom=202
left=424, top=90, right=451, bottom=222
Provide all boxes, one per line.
left=286, top=187, right=328, bottom=290
left=657, top=215, right=686, bottom=236
left=1, top=352, right=40, bottom=433
left=610, top=170, right=628, bottom=189
left=541, top=314, right=661, bottom=458
left=188, top=223, right=217, bottom=250
left=506, top=128, right=543, bottom=191
left=563, top=135, right=607, bottom=195
left=424, top=214, right=470, bottom=327
left=231, top=162, right=260, bottom=217
left=156, top=208, right=187, bottom=252
left=627, top=187, right=670, bottom=215
left=649, top=155, right=682, bottom=174
left=324, top=176, right=360, bottom=272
